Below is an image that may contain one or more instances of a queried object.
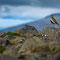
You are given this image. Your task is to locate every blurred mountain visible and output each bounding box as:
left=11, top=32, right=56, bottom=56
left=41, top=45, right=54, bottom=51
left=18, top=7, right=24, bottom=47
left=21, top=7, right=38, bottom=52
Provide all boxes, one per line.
left=1, top=13, right=60, bottom=32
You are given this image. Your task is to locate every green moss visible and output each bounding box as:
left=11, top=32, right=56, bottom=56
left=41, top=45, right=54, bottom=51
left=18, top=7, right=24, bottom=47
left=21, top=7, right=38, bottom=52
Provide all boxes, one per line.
left=0, top=45, right=6, bottom=54
left=5, top=32, right=20, bottom=36
left=55, top=45, right=60, bottom=52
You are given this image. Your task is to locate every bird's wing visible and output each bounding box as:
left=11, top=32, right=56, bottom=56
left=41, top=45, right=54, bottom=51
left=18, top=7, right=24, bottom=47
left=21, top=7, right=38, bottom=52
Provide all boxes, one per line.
left=51, top=17, right=59, bottom=25
left=50, top=20, right=55, bottom=24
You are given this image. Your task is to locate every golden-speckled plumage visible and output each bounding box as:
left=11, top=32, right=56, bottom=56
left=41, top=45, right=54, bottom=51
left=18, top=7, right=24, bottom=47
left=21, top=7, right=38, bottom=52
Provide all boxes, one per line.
left=50, top=15, right=59, bottom=25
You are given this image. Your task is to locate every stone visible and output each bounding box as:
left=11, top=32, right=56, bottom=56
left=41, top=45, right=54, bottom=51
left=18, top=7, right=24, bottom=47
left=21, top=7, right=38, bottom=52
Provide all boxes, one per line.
left=15, top=25, right=39, bottom=36
left=55, top=52, right=60, bottom=60
left=0, top=32, right=5, bottom=37
left=5, top=40, right=11, bottom=46
left=42, top=27, right=60, bottom=34
left=0, top=54, right=19, bottom=60
left=3, top=46, right=18, bottom=57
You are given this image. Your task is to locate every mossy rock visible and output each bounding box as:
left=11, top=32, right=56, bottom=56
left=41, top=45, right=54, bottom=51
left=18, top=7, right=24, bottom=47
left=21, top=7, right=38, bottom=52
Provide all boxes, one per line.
left=0, top=45, right=6, bottom=54
left=5, top=32, right=20, bottom=36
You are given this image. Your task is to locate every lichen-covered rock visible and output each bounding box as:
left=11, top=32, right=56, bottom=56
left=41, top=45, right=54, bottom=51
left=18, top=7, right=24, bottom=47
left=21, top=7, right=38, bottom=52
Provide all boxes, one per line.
left=3, top=46, right=18, bottom=57
left=11, top=36, right=25, bottom=45
left=15, top=25, right=39, bottom=36
left=42, top=27, right=60, bottom=34
left=5, top=32, right=20, bottom=36
left=0, top=54, right=19, bottom=60
left=5, top=40, right=12, bottom=46
left=4, top=35, right=15, bottom=40
left=0, top=45, right=6, bottom=53
left=0, top=38, right=5, bottom=45
left=18, top=36, right=50, bottom=56
left=0, top=32, right=5, bottom=37
left=49, top=42, right=60, bottom=53
left=55, top=52, right=60, bottom=60
left=0, top=25, right=60, bottom=60
left=41, top=27, right=60, bottom=42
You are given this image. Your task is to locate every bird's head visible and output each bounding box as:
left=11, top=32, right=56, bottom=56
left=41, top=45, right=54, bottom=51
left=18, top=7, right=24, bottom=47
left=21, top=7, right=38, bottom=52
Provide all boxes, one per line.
left=50, top=15, right=54, bottom=18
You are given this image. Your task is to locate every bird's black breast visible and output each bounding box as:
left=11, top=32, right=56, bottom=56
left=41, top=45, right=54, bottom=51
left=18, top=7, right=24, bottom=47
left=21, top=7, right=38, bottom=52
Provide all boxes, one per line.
left=50, top=20, right=55, bottom=24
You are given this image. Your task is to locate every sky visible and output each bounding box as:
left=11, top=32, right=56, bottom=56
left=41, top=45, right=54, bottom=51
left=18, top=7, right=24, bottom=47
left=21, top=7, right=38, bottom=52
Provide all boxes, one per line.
left=0, top=0, right=60, bottom=30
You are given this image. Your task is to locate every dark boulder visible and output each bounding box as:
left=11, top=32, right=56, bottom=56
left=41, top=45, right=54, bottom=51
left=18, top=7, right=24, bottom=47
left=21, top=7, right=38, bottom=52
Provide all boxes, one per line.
left=5, top=40, right=11, bottom=46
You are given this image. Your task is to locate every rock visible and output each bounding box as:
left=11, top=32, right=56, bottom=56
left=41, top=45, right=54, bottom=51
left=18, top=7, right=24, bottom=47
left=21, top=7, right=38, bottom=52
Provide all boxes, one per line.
left=42, top=27, right=60, bottom=34
left=3, top=46, right=18, bottom=57
left=0, top=54, right=19, bottom=60
left=0, top=38, right=5, bottom=45
left=0, top=45, right=6, bottom=54
left=33, top=37, right=47, bottom=47
left=11, top=36, right=25, bottom=45
left=4, top=35, right=15, bottom=40
left=19, top=53, right=49, bottom=60
left=15, top=25, right=39, bottom=36
left=0, top=26, right=60, bottom=60
left=33, top=53, right=49, bottom=60
left=48, top=41, right=60, bottom=53
left=25, top=55, right=39, bottom=60
left=18, top=54, right=39, bottom=60
left=0, top=32, right=5, bottom=37
left=41, top=27, right=60, bottom=42
left=18, top=36, right=49, bottom=56
left=0, top=38, right=12, bottom=46
left=55, top=52, right=60, bottom=60
left=5, top=40, right=11, bottom=46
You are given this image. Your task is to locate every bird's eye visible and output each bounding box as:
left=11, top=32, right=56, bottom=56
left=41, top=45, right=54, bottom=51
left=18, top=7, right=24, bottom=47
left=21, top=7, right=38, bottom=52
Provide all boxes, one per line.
left=20, top=39, right=25, bottom=43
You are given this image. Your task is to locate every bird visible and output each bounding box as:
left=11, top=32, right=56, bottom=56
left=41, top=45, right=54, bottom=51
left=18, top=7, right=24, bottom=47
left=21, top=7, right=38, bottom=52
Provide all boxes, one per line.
left=50, top=15, right=59, bottom=25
